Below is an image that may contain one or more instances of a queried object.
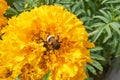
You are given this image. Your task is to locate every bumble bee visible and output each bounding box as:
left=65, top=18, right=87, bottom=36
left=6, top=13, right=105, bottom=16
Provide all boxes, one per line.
left=46, top=35, right=60, bottom=50
left=40, top=35, right=61, bottom=50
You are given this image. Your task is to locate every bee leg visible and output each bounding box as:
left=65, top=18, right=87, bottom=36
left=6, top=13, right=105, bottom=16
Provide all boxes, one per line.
left=56, top=34, right=62, bottom=43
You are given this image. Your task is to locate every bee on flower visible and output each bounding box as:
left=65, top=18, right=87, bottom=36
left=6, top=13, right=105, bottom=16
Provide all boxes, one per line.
left=40, top=34, right=61, bottom=51
left=0, top=5, right=94, bottom=80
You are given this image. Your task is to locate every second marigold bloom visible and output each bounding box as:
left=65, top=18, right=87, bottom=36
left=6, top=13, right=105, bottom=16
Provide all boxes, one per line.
left=0, top=5, right=94, bottom=80
left=0, top=0, right=9, bottom=35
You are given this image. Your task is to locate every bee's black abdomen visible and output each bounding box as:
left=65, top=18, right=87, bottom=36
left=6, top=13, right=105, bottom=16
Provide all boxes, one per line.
left=52, top=42, right=60, bottom=50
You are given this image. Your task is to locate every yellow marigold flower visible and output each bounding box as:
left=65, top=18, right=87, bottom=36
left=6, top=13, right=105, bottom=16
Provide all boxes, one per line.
left=0, top=0, right=9, bottom=33
left=0, top=5, right=94, bottom=80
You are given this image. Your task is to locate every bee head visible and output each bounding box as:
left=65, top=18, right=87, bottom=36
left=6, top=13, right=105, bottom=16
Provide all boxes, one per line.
left=47, top=35, right=54, bottom=41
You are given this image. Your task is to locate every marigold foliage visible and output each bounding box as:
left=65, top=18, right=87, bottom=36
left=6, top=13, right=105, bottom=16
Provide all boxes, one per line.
left=0, top=0, right=9, bottom=33
left=0, top=5, right=94, bottom=80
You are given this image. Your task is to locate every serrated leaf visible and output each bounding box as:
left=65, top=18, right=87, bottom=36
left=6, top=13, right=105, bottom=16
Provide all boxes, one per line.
left=110, top=36, right=118, bottom=50
left=45, top=0, right=50, bottom=4
left=107, top=11, right=112, bottom=21
left=115, top=6, right=120, bottom=12
left=30, top=0, right=39, bottom=7
left=42, top=70, right=51, bottom=80
left=13, top=2, right=24, bottom=12
left=91, top=53, right=106, bottom=61
left=105, top=25, right=112, bottom=37
left=91, top=60, right=103, bottom=71
left=86, top=0, right=96, bottom=13
left=94, top=16, right=109, bottom=23
left=107, top=0, right=120, bottom=3
left=112, top=22, right=120, bottom=28
left=99, top=10, right=111, bottom=20
left=110, top=22, right=120, bottom=35
left=101, top=0, right=108, bottom=4
left=80, top=0, right=85, bottom=9
left=86, top=64, right=97, bottom=75
left=75, top=9, right=83, bottom=16
left=5, top=8, right=18, bottom=18
left=90, top=46, right=103, bottom=52
left=71, top=3, right=79, bottom=12
left=103, top=25, right=112, bottom=43
left=91, top=22, right=105, bottom=28
left=58, top=1, right=73, bottom=4
left=48, top=0, right=54, bottom=4
left=93, top=26, right=105, bottom=42
left=6, top=0, right=15, bottom=6
left=87, top=9, right=91, bottom=17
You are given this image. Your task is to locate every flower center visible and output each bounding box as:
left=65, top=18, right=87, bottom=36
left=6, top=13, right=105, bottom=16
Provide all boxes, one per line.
left=43, top=35, right=61, bottom=50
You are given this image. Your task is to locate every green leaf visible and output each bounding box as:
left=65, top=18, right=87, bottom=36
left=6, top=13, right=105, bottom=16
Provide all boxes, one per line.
left=45, top=0, right=50, bottom=5
left=92, top=26, right=105, bottom=42
left=103, top=25, right=112, bottom=43
left=91, top=53, right=106, bottom=61
left=101, top=0, right=108, bottom=4
left=111, top=22, right=120, bottom=28
left=85, top=0, right=96, bottom=13
left=107, top=0, right=120, bottom=3
left=86, top=64, right=97, bottom=75
left=75, top=9, right=83, bottom=16
left=91, top=60, right=103, bottom=71
left=107, top=11, right=113, bottom=21
left=13, top=2, right=24, bottom=12
left=87, top=9, right=91, bottom=17
left=71, top=3, right=79, bottom=13
left=42, top=70, right=51, bottom=80
left=58, top=1, right=74, bottom=4
left=55, top=0, right=60, bottom=2
left=91, top=22, right=105, bottom=28
left=90, top=46, right=103, bottom=52
left=15, top=74, right=21, bottom=80
left=94, top=16, right=109, bottom=23
left=4, top=8, right=18, bottom=18
left=116, top=43, right=120, bottom=56
left=6, top=0, right=14, bottom=6
left=110, top=35, right=119, bottom=50
left=99, top=10, right=111, bottom=21
left=110, top=22, right=120, bottom=35
left=25, top=0, right=32, bottom=3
